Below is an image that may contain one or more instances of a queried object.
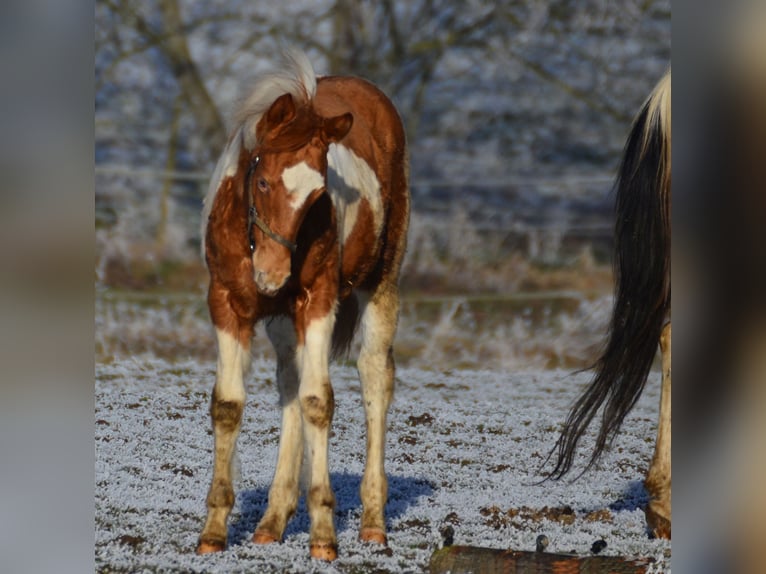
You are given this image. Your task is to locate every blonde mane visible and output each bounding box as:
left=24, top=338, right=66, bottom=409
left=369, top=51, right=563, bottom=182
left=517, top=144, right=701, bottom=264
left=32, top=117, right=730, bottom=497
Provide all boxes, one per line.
left=233, top=49, right=317, bottom=151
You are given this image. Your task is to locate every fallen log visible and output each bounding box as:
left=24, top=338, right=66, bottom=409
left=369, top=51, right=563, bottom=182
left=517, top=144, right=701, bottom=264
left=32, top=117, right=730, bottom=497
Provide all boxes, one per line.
left=429, top=545, right=652, bottom=573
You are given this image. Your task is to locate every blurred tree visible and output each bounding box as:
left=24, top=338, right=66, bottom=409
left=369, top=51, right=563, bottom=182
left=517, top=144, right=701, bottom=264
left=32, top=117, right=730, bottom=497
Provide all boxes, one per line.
left=97, top=0, right=670, bottom=166
left=156, top=0, right=226, bottom=160
left=98, top=0, right=227, bottom=162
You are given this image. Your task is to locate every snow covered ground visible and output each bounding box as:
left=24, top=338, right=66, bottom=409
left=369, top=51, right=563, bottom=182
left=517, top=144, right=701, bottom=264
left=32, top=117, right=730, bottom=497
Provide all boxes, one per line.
left=95, top=355, right=671, bottom=572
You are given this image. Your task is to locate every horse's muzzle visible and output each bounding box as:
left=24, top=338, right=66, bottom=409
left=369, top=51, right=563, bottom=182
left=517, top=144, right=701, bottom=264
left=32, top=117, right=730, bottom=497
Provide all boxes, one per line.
left=254, top=268, right=289, bottom=296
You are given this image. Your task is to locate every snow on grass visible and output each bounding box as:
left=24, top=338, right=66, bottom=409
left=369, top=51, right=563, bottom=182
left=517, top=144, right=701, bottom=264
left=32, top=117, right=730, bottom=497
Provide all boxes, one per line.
left=96, top=357, right=670, bottom=572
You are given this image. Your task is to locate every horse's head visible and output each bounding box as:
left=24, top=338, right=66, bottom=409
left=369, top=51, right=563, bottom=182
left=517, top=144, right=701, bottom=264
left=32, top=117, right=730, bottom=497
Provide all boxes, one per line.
left=247, top=93, right=352, bottom=296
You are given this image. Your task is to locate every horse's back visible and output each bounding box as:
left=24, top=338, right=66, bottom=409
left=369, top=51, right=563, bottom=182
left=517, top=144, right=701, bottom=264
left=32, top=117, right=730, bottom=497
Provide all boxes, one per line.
left=315, top=75, right=409, bottom=292
left=315, top=76, right=406, bottom=159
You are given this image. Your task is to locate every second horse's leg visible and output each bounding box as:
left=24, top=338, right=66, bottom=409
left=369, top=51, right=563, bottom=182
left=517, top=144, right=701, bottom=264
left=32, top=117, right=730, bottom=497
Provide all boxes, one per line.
left=645, top=322, right=671, bottom=539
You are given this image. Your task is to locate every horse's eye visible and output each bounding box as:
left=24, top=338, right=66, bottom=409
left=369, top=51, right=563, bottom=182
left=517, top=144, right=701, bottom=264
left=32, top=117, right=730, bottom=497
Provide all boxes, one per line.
left=257, top=178, right=269, bottom=192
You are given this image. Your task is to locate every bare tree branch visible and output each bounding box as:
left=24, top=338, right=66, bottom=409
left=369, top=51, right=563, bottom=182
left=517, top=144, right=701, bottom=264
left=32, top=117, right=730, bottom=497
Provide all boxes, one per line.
left=509, top=50, right=632, bottom=123
left=157, top=0, right=227, bottom=161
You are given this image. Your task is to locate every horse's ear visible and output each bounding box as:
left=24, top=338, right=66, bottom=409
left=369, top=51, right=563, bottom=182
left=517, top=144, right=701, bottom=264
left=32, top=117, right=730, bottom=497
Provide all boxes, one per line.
left=265, top=93, right=296, bottom=129
left=323, top=112, right=353, bottom=143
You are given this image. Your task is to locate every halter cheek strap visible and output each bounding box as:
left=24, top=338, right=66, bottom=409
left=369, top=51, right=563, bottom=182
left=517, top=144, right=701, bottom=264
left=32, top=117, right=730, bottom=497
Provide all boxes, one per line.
left=245, top=156, right=298, bottom=254
left=248, top=206, right=297, bottom=253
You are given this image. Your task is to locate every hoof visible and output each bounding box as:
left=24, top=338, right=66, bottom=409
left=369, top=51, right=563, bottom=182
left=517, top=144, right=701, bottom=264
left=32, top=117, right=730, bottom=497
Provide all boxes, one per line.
left=252, top=530, right=280, bottom=545
left=359, top=527, right=387, bottom=545
left=645, top=505, right=671, bottom=539
left=310, top=542, right=338, bottom=561
left=196, top=538, right=226, bottom=554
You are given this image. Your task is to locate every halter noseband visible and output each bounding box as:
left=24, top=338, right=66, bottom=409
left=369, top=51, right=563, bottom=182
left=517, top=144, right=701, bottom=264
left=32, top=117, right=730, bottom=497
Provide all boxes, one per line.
left=245, top=156, right=298, bottom=254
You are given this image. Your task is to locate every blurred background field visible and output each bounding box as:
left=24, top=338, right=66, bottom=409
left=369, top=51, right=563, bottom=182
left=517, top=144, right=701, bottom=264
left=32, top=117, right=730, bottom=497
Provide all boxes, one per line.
left=95, top=0, right=671, bottom=371
left=96, top=288, right=613, bottom=370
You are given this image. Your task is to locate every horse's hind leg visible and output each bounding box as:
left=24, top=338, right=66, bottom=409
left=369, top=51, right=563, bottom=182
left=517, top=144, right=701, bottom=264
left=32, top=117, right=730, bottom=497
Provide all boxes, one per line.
left=357, top=287, right=399, bottom=545
left=645, top=322, right=672, bottom=539
left=197, top=295, right=252, bottom=553
left=253, top=317, right=303, bottom=545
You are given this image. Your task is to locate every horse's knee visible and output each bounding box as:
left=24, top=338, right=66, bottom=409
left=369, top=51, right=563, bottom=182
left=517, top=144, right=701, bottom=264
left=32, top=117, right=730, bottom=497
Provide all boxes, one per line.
left=210, top=397, right=243, bottom=431
left=660, top=322, right=671, bottom=353
left=359, top=345, right=393, bottom=371
left=207, top=479, right=235, bottom=509
left=358, top=349, right=395, bottom=410
left=300, top=384, right=334, bottom=428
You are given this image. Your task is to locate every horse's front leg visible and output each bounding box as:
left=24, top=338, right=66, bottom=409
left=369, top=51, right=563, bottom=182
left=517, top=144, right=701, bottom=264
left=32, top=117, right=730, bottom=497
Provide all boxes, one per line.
left=197, top=292, right=253, bottom=554
left=297, top=295, right=338, bottom=560
left=253, top=317, right=303, bottom=544
left=645, top=322, right=671, bottom=539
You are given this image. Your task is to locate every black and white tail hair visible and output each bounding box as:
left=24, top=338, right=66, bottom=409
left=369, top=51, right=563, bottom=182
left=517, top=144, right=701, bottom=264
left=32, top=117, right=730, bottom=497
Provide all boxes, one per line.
left=549, top=70, right=671, bottom=478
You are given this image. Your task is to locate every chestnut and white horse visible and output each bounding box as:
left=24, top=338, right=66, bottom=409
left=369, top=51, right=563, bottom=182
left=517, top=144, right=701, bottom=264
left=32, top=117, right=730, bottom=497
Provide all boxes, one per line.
left=549, top=70, right=671, bottom=538
left=197, top=51, right=409, bottom=560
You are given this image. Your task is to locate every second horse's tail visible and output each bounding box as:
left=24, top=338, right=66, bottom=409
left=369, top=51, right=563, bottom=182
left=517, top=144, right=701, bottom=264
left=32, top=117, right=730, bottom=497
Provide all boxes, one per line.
left=549, top=70, right=671, bottom=478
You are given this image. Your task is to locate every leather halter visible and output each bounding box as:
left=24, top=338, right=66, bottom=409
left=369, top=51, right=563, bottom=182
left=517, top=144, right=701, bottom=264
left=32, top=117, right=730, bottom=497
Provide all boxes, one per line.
left=245, top=156, right=298, bottom=254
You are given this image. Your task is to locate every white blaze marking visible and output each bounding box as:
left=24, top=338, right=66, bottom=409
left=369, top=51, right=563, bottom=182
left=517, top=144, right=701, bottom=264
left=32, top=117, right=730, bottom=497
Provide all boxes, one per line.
left=327, top=143, right=383, bottom=244
left=281, top=161, right=325, bottom=211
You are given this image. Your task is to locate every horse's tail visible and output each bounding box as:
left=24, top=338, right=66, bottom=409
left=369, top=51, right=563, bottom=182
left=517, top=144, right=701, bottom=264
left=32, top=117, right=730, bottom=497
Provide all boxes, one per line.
left=331, top=293, right=360, bottom=360
left=549, top=70, right=671, bottom=479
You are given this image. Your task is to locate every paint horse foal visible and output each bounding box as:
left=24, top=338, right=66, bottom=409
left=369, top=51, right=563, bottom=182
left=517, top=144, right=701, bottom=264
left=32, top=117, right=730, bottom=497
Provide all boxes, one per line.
left=550, top=70, right=671, bottom=538
left=197, top=52, right=409, bottom=560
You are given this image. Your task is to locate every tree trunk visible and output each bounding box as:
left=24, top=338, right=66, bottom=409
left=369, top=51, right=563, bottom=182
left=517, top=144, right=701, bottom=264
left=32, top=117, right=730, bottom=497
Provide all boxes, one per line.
left=329, top=0, right=361, bottom=74
left=156, top=94, right=182, bottom=248
left=157, top=0, right=227, bottom=163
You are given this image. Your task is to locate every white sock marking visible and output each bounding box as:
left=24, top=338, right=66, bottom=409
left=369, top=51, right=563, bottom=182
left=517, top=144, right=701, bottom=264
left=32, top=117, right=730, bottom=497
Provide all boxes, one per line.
left=215, top=328, right=249, bottom=403
left=299, top=311, right=335, bottom=392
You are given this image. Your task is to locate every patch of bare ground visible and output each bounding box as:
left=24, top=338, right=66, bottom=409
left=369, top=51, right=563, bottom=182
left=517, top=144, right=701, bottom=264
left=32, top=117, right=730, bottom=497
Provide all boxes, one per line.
left=480, top=504, right=614, bottom=530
